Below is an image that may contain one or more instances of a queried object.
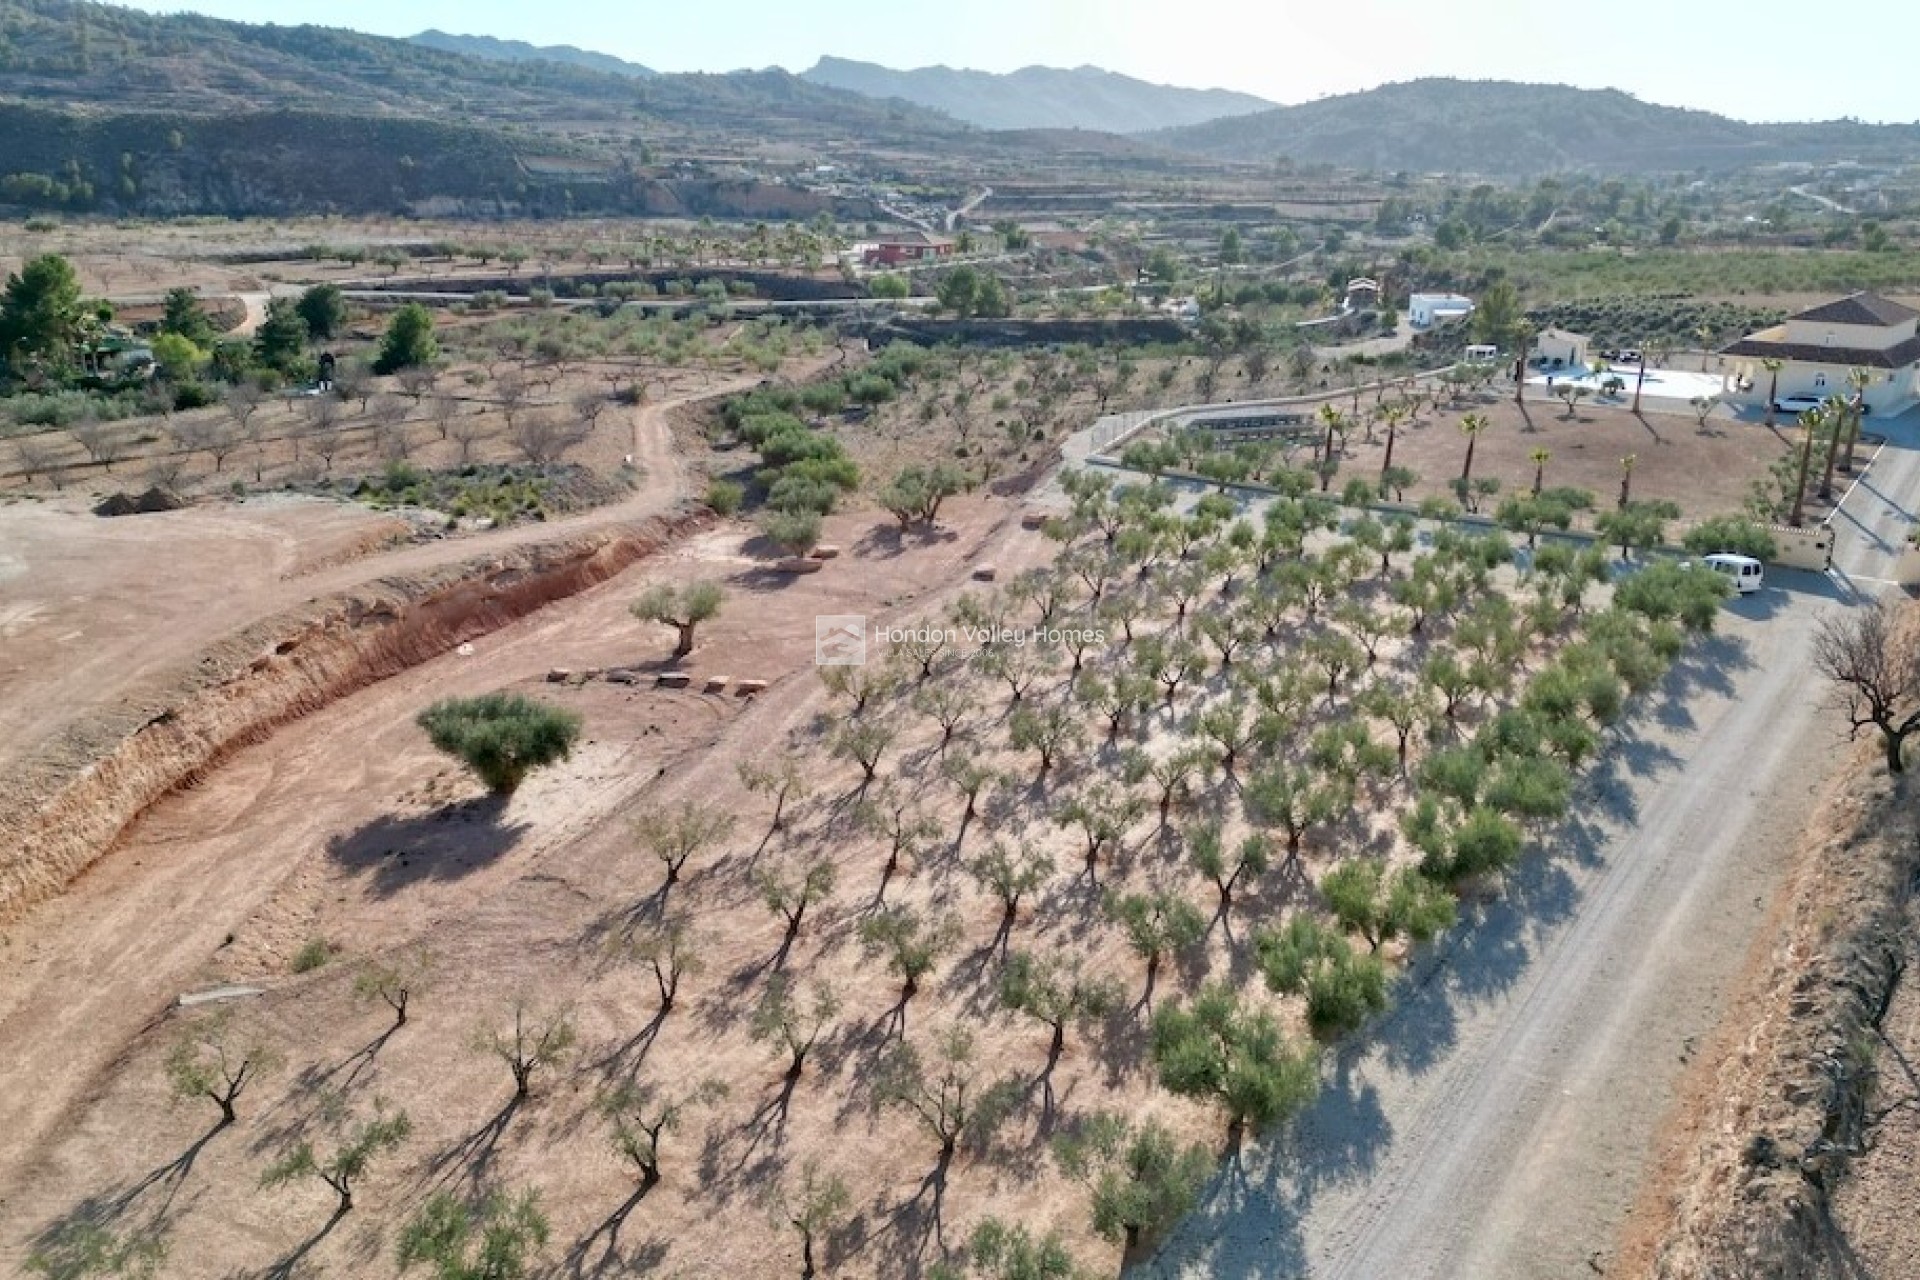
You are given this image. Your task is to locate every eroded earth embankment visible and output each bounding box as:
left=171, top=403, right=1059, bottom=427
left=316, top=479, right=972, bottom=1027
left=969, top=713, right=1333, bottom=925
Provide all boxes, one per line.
left=1632, top=632, right=1920, bottom=1276
left=0, top=506, right=707, bottom=922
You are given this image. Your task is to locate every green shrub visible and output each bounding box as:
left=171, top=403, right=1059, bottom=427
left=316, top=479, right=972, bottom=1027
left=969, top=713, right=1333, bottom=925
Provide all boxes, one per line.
left=416, top=693, right=582, bottom=794
left=290, top=938, right=335, bottom=973
left=705, top=478, right=744, bottom=515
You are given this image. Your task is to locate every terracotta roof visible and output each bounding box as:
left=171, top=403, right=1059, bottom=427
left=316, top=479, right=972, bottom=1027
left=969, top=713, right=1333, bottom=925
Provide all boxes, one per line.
left=1788, top=291, right=1918, bottom=327
left=1720, top=333, right=1920, bottom=370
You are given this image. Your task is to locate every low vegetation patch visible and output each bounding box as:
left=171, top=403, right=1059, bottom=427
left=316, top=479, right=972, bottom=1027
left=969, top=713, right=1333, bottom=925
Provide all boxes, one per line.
left=344, top=461, right=626, bottom=528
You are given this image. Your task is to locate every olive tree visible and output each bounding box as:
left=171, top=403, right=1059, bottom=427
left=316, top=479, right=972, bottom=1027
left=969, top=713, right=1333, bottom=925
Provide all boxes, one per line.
left=1052, top=1112, right=1211, bottom=1254
left=1149, top=982, right=1318, bottom=1137
left=630, top=581, right=725, bottom=659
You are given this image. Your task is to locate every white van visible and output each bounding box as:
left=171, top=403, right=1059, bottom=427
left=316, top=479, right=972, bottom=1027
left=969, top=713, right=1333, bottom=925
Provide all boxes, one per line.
left=1702, top=553, right=1764, bottom=594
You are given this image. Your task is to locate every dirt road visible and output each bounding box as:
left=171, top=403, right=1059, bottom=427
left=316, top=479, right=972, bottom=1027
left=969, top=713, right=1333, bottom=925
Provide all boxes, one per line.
left=1143, top=418, right=1920, bottom=1278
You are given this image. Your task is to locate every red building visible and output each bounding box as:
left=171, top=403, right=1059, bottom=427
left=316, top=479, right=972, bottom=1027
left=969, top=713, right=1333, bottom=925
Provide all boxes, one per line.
left=861, top=231, right=956, bottom=267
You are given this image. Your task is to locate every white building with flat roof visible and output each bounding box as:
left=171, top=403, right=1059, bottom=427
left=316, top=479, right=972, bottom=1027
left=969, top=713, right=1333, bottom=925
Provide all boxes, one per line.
left=1409, top=292, right=1474, bottom=329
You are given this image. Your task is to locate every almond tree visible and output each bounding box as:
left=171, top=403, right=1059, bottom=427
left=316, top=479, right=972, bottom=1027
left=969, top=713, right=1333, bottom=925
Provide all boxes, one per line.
left=1812, top=601, right=1920, bottom=773
left=353, top=949, right=433, bottom=1029
left=618, top=917, right=705, bottom=1015
left=966, top=842, right=1054, bottom=934
left=473, top=1003, right=576, bottom=1101
left=1056, top=780, right=1145, bottom=881
left=871, top=1026, right=1023, bottom=1162
left=1008, top=702, right=1083, bottom=780
left=859, top=787, right=940, bottom=885
left=398, top=1189, right=550, bottom=1280
left=750, top=975, right=841, bottom=1079
left=1244, top=763, right=1347, bottom=872
left=818, top=663, right=899, bottom=717
left=831, top=718, right=897, bottom=786
left=738, top=757, right=811, bottom=836
left=913, top=680, right=975, bottom=748
left=600, top=1078, right=728, bottom=1189
left=260, top=1097, right=411, bottom=1217
left=165, top=1013, right=280, bottom=1127
left=942, top=754, right=1000, bottom=825
left=858, top=907, right=961, bottom=1004
left=768, top=1160, right=849, bottom=1280
left=754, top=855, right=837, bottom=961
left=633, top=801, right=735, bottom=895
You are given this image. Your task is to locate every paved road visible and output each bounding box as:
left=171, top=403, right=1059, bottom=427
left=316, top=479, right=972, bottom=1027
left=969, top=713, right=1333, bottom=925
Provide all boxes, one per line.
left=1141, top=410, right=1920, bottom=1279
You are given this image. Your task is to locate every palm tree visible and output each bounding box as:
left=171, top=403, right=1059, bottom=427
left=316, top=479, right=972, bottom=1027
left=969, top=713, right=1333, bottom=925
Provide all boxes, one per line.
left=1631, top=345, right=1653, bottom=413
left=1530, top=447, right=1550, bottom=495
left=1617, top=454, right=1636, bottom=509
left=1760, top=357, right=1785, bottom=427
left=1513, top=323, right=1535, bottom=404
left=1816, top=400, right=1844, bottom=502
left=1317, top=403, right=1345, bottom=488
left=1788, top=409, right=1818, bottom=527
left=1379, top=402, right=1409, bottom=478
left=1841, top=366, right=1873, bottom=473
left=1457, top=413, right=1489, bottom=485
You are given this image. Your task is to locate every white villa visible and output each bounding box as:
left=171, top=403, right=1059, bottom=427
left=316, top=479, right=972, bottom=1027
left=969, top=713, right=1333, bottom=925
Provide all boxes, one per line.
left=1722, top=291, right=1920, bottom=416
left=1409, top=292, right=1474, bottom=329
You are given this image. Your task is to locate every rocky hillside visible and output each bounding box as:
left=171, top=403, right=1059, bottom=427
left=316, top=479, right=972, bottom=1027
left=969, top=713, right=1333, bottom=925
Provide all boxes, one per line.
left=0, top=0, right=966, bottom=216
left=802, top=56, right=1272, bottom=133
left=1152, top=78, right=1920, bottom=174
left=409, top=29, right=656, bottom=78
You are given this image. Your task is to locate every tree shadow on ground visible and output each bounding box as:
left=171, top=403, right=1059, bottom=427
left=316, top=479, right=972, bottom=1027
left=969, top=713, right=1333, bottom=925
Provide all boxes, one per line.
left=259, top=1204, right=349, bottom=1280
left=423, top=1095, right=522, bottom=1192
left=853, top=521, right=960, bottom=560
left=326, top=794, right=526, bottom=895
left=560, top=1183, right=670, bottom=1279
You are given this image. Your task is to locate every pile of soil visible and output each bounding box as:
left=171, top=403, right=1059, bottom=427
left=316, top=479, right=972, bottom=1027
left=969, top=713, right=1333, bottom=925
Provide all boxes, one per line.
left=92, top=487, right=188, bottom=517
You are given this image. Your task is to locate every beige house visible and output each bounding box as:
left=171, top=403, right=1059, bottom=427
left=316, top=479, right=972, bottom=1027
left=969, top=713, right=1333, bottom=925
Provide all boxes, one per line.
left=1722, top=291, right=1920, bottom=416
left=1531, top=328, right=1591, bottom=371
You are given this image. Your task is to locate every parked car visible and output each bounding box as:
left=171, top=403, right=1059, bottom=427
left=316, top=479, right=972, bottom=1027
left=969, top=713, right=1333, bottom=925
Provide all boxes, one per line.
left=1772, top=395, right=1827, bottom=416
left=1701, top=553, right=1765, bottom=594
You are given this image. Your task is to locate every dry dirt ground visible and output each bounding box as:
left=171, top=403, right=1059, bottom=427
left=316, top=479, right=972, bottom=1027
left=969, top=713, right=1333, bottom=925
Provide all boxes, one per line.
left=0, top=493, right=1125, bottom=1279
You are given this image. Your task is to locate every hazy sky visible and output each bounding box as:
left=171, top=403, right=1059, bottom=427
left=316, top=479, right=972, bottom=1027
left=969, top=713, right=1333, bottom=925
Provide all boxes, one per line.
left=116, top=0, right=1920, bottom=124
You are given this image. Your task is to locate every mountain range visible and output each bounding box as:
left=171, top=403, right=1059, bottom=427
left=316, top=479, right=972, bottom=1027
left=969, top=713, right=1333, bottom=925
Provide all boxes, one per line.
left=1153, top=78, right=1920, bottom=174
left=409, top=29, right=657, bottom=79
left=3, top=1, right=1919, bottom=224
left=800, top=57, right=1272, bottom=133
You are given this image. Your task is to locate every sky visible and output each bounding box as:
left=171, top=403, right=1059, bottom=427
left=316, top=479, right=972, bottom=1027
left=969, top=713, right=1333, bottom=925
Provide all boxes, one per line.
left=115, top=0, right=1920, bottom=124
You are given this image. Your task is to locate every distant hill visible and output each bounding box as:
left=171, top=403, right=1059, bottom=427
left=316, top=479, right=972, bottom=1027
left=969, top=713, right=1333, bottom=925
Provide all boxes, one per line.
left=1152, top=78, right=1920, bottom=174
left=409, top=29, right=655, bottom=79
left=802, top=56, right=1272, bottom=133
left=0, top=0, right=967, bottom=216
